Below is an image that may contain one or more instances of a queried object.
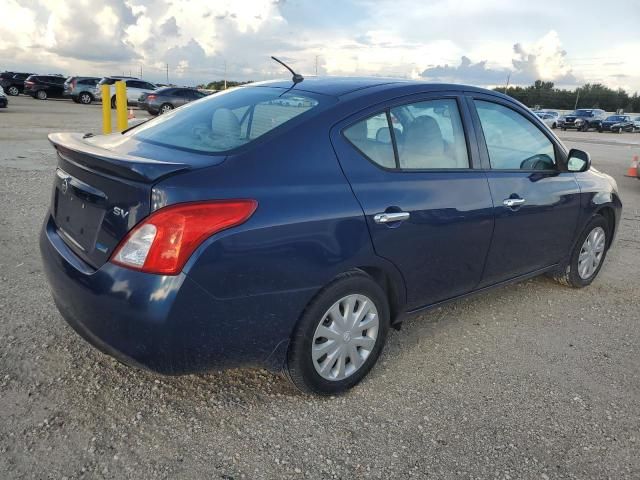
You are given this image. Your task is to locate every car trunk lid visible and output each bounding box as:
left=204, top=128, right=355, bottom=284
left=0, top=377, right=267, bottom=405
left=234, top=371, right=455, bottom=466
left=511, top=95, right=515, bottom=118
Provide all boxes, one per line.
left=48, top=132, right=195, bottom=269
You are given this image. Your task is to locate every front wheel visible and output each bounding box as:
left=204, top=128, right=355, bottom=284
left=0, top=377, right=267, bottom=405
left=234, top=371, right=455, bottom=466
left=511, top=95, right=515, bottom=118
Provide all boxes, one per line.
left=550, top=215, right=609, bottom=288
left=286, top=271, right=390, bottom=395
left=7, top=86, right=19, bottom=96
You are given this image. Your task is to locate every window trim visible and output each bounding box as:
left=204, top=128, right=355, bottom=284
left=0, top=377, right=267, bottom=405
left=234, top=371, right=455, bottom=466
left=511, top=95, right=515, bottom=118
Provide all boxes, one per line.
left=340, top=94, right=475, bottom=173
left=466, top=94, right=568, bottom=173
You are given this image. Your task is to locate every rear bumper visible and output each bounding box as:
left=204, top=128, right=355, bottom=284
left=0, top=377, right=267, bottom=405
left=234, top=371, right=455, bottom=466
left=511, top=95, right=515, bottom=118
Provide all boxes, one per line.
left=40, top=215, right=293, bottom=374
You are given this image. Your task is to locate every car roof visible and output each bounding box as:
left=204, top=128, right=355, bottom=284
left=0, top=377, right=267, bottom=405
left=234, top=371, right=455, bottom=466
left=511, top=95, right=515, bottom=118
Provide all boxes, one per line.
left=248, top=76, right=508, bottom=99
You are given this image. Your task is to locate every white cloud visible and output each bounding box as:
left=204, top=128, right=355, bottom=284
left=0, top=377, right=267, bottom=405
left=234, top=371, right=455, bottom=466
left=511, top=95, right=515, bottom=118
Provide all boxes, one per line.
left=0, top=0, right=637, bottom=91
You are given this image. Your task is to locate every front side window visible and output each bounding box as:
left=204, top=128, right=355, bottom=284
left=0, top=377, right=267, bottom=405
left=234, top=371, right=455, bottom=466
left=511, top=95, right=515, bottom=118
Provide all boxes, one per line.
left=130, top=87, right=323, bottom=153
left=475, top=100, right=556, bottom=170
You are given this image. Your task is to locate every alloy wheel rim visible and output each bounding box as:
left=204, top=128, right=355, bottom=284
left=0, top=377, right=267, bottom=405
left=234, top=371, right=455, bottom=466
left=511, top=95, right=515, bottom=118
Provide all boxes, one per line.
left=578, top=226, right=606, bottom=279
left=161, top=105, right=172, bottom=113
left=311, top=294, right=379, bottom=381
left=8, top=87, right=18, bottom=95
left=81, top=94, right=91, bottom=104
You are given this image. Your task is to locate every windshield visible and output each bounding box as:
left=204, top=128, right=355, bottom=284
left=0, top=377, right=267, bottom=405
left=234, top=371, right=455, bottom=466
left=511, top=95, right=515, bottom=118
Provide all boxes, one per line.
left=606, top=115, right=626, bottom=121
left=574, top=110, right=594, bottom=117
left=129, top=87, right=325, bottom=154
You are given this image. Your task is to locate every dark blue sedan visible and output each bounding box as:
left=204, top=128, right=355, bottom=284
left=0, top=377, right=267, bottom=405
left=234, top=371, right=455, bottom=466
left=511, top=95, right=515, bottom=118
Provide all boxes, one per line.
left=40, top=77, right=621, bottom=395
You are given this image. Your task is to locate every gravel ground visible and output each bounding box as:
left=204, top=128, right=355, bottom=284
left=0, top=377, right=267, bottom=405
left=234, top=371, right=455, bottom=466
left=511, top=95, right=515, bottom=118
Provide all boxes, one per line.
left=1, top=96, right=639, bottom=479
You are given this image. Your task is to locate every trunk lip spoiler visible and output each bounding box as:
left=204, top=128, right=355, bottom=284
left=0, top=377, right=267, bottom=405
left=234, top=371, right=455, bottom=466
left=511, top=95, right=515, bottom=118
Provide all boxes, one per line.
left=48, top=132, right=191, bottom=183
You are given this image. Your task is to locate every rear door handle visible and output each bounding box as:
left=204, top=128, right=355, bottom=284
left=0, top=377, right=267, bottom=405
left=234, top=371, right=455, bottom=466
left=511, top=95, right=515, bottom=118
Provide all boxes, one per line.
left=373, top=212, right=410, bottom=224
left=503, top=198, right=526, bottom=208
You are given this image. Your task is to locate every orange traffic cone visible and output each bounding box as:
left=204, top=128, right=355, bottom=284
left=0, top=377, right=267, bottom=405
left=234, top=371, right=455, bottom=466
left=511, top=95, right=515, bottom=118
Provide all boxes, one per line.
left=625, top=155, right=639, bottom=177
left=127, top=109, right=135, bottom=120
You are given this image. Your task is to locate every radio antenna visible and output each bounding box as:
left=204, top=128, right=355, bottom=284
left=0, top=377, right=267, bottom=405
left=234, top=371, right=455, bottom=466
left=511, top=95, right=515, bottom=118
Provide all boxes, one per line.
left=271, top=56, right=304, bottom=84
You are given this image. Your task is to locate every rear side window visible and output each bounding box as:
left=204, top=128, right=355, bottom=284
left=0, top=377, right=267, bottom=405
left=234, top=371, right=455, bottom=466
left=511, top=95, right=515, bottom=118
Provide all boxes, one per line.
left=129, top=87, right=324, bottom=153
left=344, top=113, right=396, bottom=168
left=344, top=98, right=469, bottom=170
left=392, top=99, right=468, bottom=169
left=475, top=100, right=556, bottom=170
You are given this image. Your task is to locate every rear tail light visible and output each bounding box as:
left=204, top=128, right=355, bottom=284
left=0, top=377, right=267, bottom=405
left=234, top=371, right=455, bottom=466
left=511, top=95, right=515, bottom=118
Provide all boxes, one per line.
left=146, top=94, right=156, bottom=101
left=111, top=200, right=258, bottom=275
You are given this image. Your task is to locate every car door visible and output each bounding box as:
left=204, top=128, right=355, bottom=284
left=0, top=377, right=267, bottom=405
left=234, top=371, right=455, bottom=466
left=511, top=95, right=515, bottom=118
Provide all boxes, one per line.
left=126, top=80, right=143, bottom=103
left=331, top=93, right=495, bottom=309
left=467, top=95, right=581, bottom=287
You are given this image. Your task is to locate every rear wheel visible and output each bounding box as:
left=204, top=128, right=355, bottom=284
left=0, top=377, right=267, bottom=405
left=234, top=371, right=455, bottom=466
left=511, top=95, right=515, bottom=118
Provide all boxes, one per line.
left=36, top=90, right=47, bottom=100
left=550, top=215, right=609, bottom=288
left=617, top=127, right=623, bottom=134
left=7, top=86, right=19, bottom=96
left=286, top=271, right=390, bottom=395
left=160, top=103, right=173, bottom=114
left=79, top=92, right=93, bottom=104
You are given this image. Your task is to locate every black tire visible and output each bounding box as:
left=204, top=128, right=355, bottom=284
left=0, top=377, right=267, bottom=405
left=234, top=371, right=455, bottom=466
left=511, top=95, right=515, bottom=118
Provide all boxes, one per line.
left=111, top=96, right=116, bottom=109
left=79, top=92, right=93, bottom=105
left=562, top=127, right=566, bottom=131
left=598, top=128, right=603, bottom=133
left=159, top=103, right=173, bottom=114
left=72, top=97, right=80, bottom=103
left=7, top=86, right=19, bottom=96
left=286, top=270, right=390, bottom=395
left=550, top=215, right=609, bottom=288
left=36, top=90, right=47, bottom=100
left=552, top=122, right=557, bottom=129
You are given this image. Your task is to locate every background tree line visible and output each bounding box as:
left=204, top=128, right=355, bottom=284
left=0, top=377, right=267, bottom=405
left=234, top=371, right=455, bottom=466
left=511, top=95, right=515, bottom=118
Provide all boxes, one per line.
left=495, top=80, right=640, bottom=112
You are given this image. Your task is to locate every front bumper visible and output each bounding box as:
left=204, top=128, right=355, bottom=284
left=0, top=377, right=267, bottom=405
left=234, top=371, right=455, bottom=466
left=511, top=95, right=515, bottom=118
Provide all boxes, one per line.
left=40, top=215, right=288, bottom=374
left=0, top=97, right=7, bottom=107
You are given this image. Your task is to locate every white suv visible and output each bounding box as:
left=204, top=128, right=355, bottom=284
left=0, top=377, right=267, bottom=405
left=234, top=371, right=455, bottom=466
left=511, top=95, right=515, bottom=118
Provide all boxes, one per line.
left=94, top=77, right=157, bottom=108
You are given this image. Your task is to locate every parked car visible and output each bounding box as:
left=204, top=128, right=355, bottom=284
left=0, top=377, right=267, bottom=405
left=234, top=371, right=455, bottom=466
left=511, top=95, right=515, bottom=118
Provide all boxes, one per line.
left=0, top=86, right=7, bottom=108
left=630, top=115, right=640, bottom=132
left=64, top=76, right=101, bottom=104
left=94, top=77, right=157, bottom=108
left=23, top=74, right=67, bottom=100
left=558, top=109, right=606, bottom=131
left=40, top=78, right=621, bottom=395
left=533, top=110, right=559, bottom=128
left=534, top=111, right=557, bottom=129
left=138, top=87, right=207, bottom=115
left=0, top=72, right=34, bottom=96
left=598, top=115, right=635, bottom=133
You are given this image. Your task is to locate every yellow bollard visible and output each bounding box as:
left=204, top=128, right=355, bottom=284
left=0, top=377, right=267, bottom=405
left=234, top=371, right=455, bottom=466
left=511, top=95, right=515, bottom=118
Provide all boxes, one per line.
left=115, top=81, right=128, bottom=132
left=101, top=84, right=112, bottom=134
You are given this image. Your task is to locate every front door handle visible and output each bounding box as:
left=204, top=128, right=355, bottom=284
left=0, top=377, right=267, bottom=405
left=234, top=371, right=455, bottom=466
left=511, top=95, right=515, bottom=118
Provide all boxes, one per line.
left=373, top=211, right=410, bottom=224
left=503, top=198, right=526, bottom=208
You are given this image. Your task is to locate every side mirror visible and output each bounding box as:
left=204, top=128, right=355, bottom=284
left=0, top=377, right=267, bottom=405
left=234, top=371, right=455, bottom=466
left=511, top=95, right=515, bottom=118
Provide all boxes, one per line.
left=567, top=148, right=591, bottom=172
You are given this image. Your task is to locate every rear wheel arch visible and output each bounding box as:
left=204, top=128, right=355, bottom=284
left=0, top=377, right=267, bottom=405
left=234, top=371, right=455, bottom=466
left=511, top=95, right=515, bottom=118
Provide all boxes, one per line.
left=356, top=266, right=405, bottom=328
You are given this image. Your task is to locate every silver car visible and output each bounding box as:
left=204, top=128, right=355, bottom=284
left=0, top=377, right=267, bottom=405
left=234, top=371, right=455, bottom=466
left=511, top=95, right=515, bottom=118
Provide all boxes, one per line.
left=535, top=112, right=557, bottom=129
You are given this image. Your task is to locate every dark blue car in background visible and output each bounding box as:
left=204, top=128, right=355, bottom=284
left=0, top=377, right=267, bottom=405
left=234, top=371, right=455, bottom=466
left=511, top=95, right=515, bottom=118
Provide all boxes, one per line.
left=40, top=77, right=621, bottom=395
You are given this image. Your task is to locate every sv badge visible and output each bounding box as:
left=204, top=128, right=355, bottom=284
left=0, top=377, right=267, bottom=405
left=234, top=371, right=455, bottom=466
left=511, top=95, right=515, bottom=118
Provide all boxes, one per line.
left=113, top=207, right=129, bottom=219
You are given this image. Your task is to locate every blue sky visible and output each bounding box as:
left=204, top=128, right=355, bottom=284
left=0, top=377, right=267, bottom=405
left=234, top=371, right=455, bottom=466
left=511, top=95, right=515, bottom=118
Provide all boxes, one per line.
left=2, top=0, right=639, bottom=91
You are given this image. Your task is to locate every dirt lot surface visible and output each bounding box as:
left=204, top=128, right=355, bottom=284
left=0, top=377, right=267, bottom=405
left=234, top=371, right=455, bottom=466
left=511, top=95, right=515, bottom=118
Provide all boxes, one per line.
left=1, top=95, right=639, bottom=479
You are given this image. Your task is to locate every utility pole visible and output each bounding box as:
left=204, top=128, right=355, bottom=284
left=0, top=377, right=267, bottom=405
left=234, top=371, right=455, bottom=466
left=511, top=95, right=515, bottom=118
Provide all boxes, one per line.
left=315, top=55, right=320, bottom=76
left=574, top=88, right=581, bottom=109
left=140, top=64, right=143, bottom=78
left=504, top=72, right=511, bottom=94
left=224, top=60, right=227, bottom=90
left=166, top=63, right=169, bottom=85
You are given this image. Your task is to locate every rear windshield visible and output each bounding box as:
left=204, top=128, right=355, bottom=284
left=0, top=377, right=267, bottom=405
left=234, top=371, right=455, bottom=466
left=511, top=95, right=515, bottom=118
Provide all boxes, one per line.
left=129, top=87, right=325, bottom=153
left=606, top=115, right=626, bottom=121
